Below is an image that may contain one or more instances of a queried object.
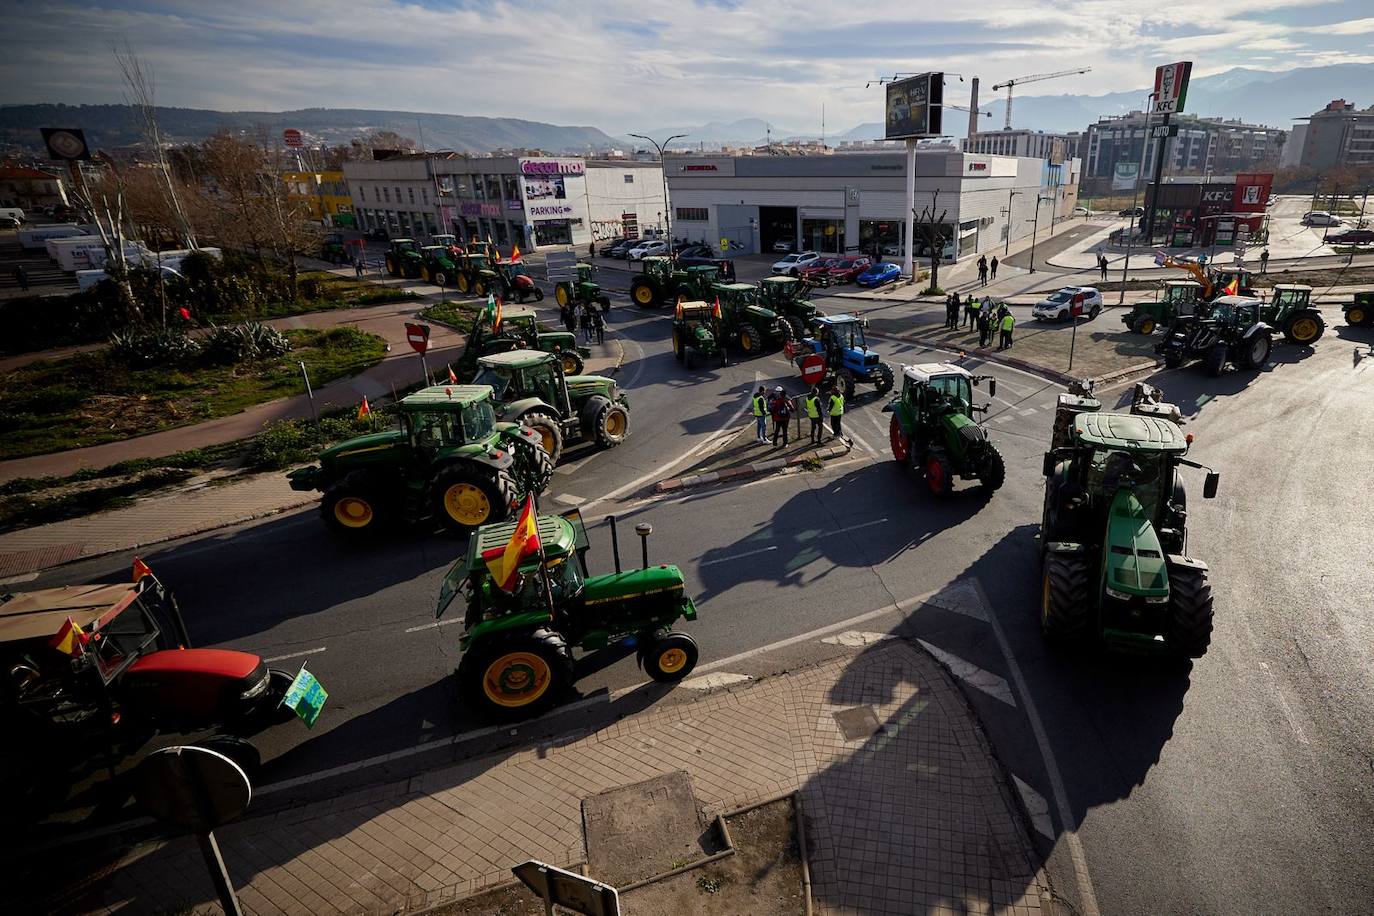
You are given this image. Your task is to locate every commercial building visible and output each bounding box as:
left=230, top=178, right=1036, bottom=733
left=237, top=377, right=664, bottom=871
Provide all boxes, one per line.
left=663, top=150, right=1077, bottom=261
left=1142, top=173, right=1273, bottom=248
left=1296, top=99, right=1374, bottom=170
left=965, top=129, right=1078, bottom=163
left=0, top=164, right=69, bottom=211
left=282, top=170, right=354, bottom=227
left=344, top=155, right=665, bottom=250
left=1082, top=112, right=1284, bottom=192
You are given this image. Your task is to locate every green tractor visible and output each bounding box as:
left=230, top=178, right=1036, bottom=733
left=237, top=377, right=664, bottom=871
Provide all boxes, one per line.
left=883, top=362, right=1003, bottom=496
left=384, top=238, right=426, bottom=279
left=672, top=300, right=727, bottom=369
left=1261, top=284, right=1325, bottom=345
left=454, top=252, right=493, bottom=296
left=628, top=256, right=695, bottom=307
left=1155, top=296, right=1274, bottom=376
left=1344, top=290, right=1374, bottom=327
left=437, top=510, right=700, bottom=720
left=473, top=349, right=630, bottom=465
left=756, top=276, right=823, bottom=340
left=286, top=385, right=553, bottom=536
left=454, top=307, right=589, bottom=379
left=421, top=244, right=461, bottom=287
left=554, top=262, right=612, bottom=313
left=321, top=232, right=348, bottom=264
left=1039, top=386, right=1220, bottom=657
left=712, top=282, right=788, bottom=356
left=1123, top=280, right=1201, bottom=335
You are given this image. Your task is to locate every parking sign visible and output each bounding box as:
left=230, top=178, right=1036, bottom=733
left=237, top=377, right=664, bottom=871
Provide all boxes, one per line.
left=1153, top=62, right=1192, bottom=115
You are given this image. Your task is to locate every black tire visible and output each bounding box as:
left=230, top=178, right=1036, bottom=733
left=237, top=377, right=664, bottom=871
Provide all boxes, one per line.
left=1281, top=312, right=1323, bottom=345
left=889, top=414, right=911, bottom=468
left=1240, top=331, right=1271, bottom=370
left=631, top=279, right=656, bottom=307
left=738, top=323, right=761, bottom=355
left=924, top=450, right=954, bottom=497
left=522, top=410, right=564, bottom=465
left=247, top=668, right=301, bottom=726
left=1133, top=316, right=1156, bottom=335
left=979, top=445, right=1006, bottom=493
left=509, top=433, right=554, bottom=494
left=433, top=269, right=449, bottom=287
left=1089, top=305, right=1101, bottom=320
left=1166, top=563, right=1213, bottom=658
left=534, top=288, right=545, bottom=302
left=1346, top=305, right=1369, bottom=326
left=1163, top=347, right=1184, bottom=369
left=785, top=316, right=806, bottom=341
left=430, top=467, right=513, bottom=533
left=459, top=628, right=574, bottom=721
left=456, top=273, right=470, bottom=294
left=873, top=363, right=894, bottom=395
left=594, top=402, right=630, bottom=447
left=719, top=346, right=728, bottom=367
left=1205, top=343, right=1227, bottom=377
left=473, top=279, right=487, bottom=297
left=321, top=480, right=387, bottom=535
left=384, top=255, right=399, bottom=277
left=672, top=330, right=685, bottom=362
left=1041, top=552, right=1092, bottom=643
left=643, top=632, right=699, bottom=683
left=558, top=351, right=585, bottom=375
left=598, top=295, right=611, bottom=312
left=837, top=368, right=856, bottom=400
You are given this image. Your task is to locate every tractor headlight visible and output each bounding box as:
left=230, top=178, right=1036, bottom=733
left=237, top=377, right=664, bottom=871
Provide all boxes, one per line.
left=1104, top=586, right=1132, bottom=602
left=1144, top=595, right=1169, bottom=605
left=239, top=670, right=270, bottom=702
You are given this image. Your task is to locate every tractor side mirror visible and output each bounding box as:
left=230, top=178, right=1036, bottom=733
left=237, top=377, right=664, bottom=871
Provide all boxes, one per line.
left=1203, top=472, right=1220, bottom=499
left=1042, top=451, right=1057, bottom=477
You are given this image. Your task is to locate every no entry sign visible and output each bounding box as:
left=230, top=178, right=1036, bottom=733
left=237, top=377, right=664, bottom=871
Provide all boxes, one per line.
left=283, top=128, right=304, bottom=148
left=800, top=353, right=826, bottom=386
left=405, top=322, right=431, bottom=353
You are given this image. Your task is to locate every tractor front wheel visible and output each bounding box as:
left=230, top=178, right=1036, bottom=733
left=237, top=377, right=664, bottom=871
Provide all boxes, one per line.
left=384, top=255, right=399, bottom=277
left=1166, top=564, right=1214, bottom=658
left=1347, top=305, right=1368, bottom=326
left=460, top=629, right=574, bottom=721
left=555, top=284, right=570, bottom=307
left=522, top=411, right=565, bottom=465
left=1205, top=343, right=1228, bottom=377
left=473, top=279, right=487, bottom=297
left=1240, top=331, right=1272, bottom=370
left=558, top=351, right=585, bottom=376
left=1133, top=316, right=1156, bottom=335
left=322, top=484, right=386, bottom=535
left=1041, top=553, right=1091, bottom=643
left=672, top=330, right=685, bottom=362
left=889, top=415, right=911, bottom=469
left=1282, top=312, right=1323, bottom=345
left=836, top=368, right=856, bottom=400
left=631, top=281, right=656, bottom=307
left=433, top=269, right=449, bottom=287
left=925, top=451, right=954, bottom=497
left=598, top=295, right=611, bottom=312
left=738, top=324, right=760, bottom=355
left=534, top=288, right=545, bottom=302
left=873, top=363, right=894, bottom=395
left=431, top=468, right=513, bottom=533
left=456, top=273, right=470, bottom=293
left=979, top=444, right=1006, bottom=493
left=643, top=632, right=699, bottom=683
left=594, top=402, right=630, bottom=448
left=785, top=316, right=806, bottom=341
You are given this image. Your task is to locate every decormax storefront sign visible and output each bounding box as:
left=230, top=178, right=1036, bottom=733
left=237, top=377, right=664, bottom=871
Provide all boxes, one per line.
left=460, top=202, right=501, bottom=217
left=529, top=204, right=574, bottom=217
left=521, top=160, right=584, bottom=176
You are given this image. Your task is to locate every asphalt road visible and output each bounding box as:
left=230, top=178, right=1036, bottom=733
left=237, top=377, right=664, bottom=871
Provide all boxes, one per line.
left=23, top=286, right=1374, bottom=913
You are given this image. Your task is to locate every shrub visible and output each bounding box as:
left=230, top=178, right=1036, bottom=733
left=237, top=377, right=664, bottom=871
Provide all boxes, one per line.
left=108, top=329, right=203, bottom=367
left=243, top=415, right=374, bottom=470
left=202, top=322, right=291, bottom=364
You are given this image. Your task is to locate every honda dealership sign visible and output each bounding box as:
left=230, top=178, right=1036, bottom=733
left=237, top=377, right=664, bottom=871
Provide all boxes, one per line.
left=885, top=72, right=943, bottom=140
left=1152, top=61, right=1192, bottom=115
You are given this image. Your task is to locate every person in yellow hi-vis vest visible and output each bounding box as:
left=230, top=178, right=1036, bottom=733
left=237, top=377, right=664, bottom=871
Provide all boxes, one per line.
left=751, top=386, right=768, bottom=443
left=828, top=386, right=846, bottom=442
left=804, top=386, right=824, bottom=444
left=999, top=310, right=1015, bottom=351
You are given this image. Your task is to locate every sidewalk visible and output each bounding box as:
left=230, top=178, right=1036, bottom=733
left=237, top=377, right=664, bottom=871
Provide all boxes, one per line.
left=48, top=639, right=1053, bottom=916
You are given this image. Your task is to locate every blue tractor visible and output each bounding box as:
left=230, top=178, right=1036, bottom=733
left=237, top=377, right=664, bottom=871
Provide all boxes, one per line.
left=794, top=314, right=894, bottom=398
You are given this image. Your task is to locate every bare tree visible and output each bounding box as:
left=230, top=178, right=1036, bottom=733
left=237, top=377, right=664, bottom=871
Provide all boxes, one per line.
left=67, top=157, right=143, bottom=325
left=259, top=134, right=322, bottom=302
left=913, top=191, right=949, bottom=293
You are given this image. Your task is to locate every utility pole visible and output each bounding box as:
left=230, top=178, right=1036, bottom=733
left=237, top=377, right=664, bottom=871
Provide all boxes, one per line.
left=1003, top=188, right=1019, bottom=255
left=628, top=133, right=686, bottom=258
left=1028, top=196, right=1051, bottom=273
left=903, top=139, right=916, bottom=278
left=1118, top=92, right=1156, bottom=305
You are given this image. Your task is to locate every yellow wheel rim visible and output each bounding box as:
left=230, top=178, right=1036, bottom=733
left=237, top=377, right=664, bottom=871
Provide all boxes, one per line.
left=634, top=285, right=654, bottom=304
left=657, top=647, right=688, bottom=674
left=443, top=483, right=491, bottom=525
left=1350, top=307, right=1366, bottom=325
left=456, top=275, right=469, bottom=292
left=1290, top=318, right=1319, bottom=342
left=740, top=330, right=753, bottom=351
left=334, top=496, right=373, bottom=528
left=605, top=411, right=626, bottom=437
left=482, top=652, right=552, bottom=707
left=536, top=426, right=557, bottom=454
left=1141, top=319, right=1155, bottom=334
left=556, top=286, right=570, bottom=306
left=474, top=281, right=486, bottom=296
left=561, top=354, right=578, bottom=374
left=673, top=335, right=683, bottom=356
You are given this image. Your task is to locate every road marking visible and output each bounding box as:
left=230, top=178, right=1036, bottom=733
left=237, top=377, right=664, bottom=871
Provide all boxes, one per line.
left=700, top=544, right=777, bottom=566
left=970, top=579, right=1100, bottom=916
left=554, top=494, right=585, bottom=506
left=820, top=630, right=894, bottom=648
left=916, top=639, right=1016, bottom=706
left=829, top=518, right=889, bottom=536
left=993, top=414, right=1014, bottom=423
left=264, top=646, right=327, bottom=663
left=1018, top=407, right=1038, bottom=416
left=680, top=672, right=752, bottom=690
left=404, top=618, right=464, bottom=633
left=847, top=429, right=877, bottom=453
left=1012, top=775, right=1055, bottom=839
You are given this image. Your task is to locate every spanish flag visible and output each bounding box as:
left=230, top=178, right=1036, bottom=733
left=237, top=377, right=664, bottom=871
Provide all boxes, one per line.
left=50, top=616, right=89, bottom=656
left=357, top=397, right=371, bottom=420
left=510, top=244, right=522, bottom=263
left=133, top=557, right=152, bottom=582
left=1222, top=277, right=1240, bottom=296
left=675, top=299, right=684, bottom=320
left=481, top=496, right=541, bottom=592
left=712, top=296, right=722, bottom=320
left=487, top=293, right=503, bottom=331
left=448, top=365, right=458, bottom=384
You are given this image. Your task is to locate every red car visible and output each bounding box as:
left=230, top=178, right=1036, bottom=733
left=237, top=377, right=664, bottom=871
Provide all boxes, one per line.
left=825, top=256, right=873, bottom=285
left=799, top=258, right=844, bottom=286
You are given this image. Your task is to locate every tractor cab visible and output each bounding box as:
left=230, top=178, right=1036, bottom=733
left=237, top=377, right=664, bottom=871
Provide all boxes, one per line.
left=389, top=238, right=421, bottom=256
left=1208, top=267, right=1254, bottom=299
left=472, top=350, right=573, bottom=417
left=321, top=232, right=347, bottom=262
left=432, top=234, right=461, bottom=253
left=466, top=240, right=499, bottom=261
left=679, top=265, right=721, bottom=300
left=640, top=255, right=674, bottom=285
left=810, top=314, right=872, bottom=358
left=1269, top=283, right=1311, bottom=310
left=396, top=385, right=502, bottom=453
left=757, top=276, right=819, bottom=337
left=1163, top=280, right=1203, bottom=312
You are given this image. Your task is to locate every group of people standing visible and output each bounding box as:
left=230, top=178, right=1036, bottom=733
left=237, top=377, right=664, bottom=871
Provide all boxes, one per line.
left=752, top=384, right=845, bottom=448
left=945, top=293, right=1016, bottom=350
left=976, top=255, right=999, bottom=286
left=560, top=302, right=605, bottom=344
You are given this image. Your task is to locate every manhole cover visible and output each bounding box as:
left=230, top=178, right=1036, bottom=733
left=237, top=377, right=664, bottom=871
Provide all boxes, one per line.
left=832, top=705, right=881, bottom=741
left=583, top=770, right=713, bottom=886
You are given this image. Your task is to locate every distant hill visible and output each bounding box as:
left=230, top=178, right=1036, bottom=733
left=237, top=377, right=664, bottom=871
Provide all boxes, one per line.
left=641, top=118, right=808, bottom=147
left=0, top=104, right=623, bottom=155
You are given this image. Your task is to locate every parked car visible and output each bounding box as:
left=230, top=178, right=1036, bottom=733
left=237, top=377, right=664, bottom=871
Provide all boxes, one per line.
left=799, top=258, right=843, bottom=285
left=607, top=238, right=640, bottom=259
left=880, top=243, right=902, bottom=256
left=771, top=251, right=821, bottom=275
left=1326, top=228, right=1374, bottom=244
left=0, top=216, right=20, bottom=229
left=855, top=262, right=902, bottom=288
left=1119, top=206, right=1144, bottom=218
left=1302, top=211, right=1342, bottom=227
left=1032, top=286, right=1104, bottom=321
left=772, top=239, right=796, bottom=253
left=627, top=239, right=669, bottom=261
left=825, top=256, right=872, bottom=284
left=677, top=244, right=714, bottom=259
left=1072, top=206, right=1092, bottom=216
left=597, top=237, right=626, bottom=256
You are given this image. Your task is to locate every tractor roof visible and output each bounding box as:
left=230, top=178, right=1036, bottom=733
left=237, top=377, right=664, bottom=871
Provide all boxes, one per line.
left=717, top=282, right=755, bottom=291
left=676, top=300, right=714, bottom=318
left=761, top=276, right=797, bottom=285
left=814, top=314, right=863, bottom=327
left=400, top=384, right=491, bottom=409
left=392, top=238, right=415, bottom=243
left=1211, top=295, right=1263, bottom=308
left=0, top=582, right=140, bottom=643
left=466, top=514, right=577, bottom=570
left=502, top=306, right=537, bottom=320
left=477, top=348, right=553, bottom=369
left=902, top=362, right=971, bottom=384
left=1272, top=283, right=1312, bottom=292
left=641, top=255, right=670, bottom=264
left=1073, top=412, right=1187, bottom=452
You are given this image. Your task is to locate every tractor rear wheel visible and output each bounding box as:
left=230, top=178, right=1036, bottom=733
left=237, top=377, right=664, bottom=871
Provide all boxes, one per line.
left=1240, top=331, right=1272, bottom=370
left=631, top=280, right=656, bottom=307
left=456, top=273, right=470, bottom=293
left=1166, top=563, right=1214, bottom=658
left=1347, top=305, right=1368, bottom=326
left=522, top=411, right=564, bottom=465
left=598, top=295, right=611, bottom=312
left=321, top=480, right=388, bottom=535
left=738, top=324, right=760, bottom=354
left=459, top=628, right=574, bottom=721
left=1205, top=343, right=1228, bottom=377
left=873, top=363, right=894, bottom=395
left=1133, top=316, right=1156, bottom=334
left=889, top=415, right=911, bottom=469
left=1282, top=312, right=1324, bottom=345
left=431, top=468, right=513, bottom=533
left=785, top=316, right=806, bottom=341
left=924, top=451, right=954, bottom=497
left=555, top=284, right=570, bottom=307
left=1041, top=553, right=1091, bottom=643
left=594, top=402, right=630, bottom=448
left=558, top=351, right=585, bottom=375
left=643, top=632, right=699, bottom=683
left=979, top=444, right=1006, bottom=493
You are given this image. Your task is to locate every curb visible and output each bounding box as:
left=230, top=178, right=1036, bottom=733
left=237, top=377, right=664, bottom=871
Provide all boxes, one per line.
left=652, top=442, right=852, bottom=494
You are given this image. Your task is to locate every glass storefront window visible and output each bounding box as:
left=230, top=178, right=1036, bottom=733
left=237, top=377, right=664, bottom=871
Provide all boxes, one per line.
left=474, top=177, right=486, bottom=199
left=802, top=218, right=845, bottom=255
left=494, top=221, right=509, bottom=246
left=486, top=176, right=501, bottom=199
left=858, top=220, right=903, bottom=255
left=534, top=220, right=572, bottom=246
left=502, top=175, right=520, bottom=200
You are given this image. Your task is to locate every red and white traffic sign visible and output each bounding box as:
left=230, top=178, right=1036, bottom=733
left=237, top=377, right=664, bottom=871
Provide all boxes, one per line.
left=282, top=128, right=304, bottom=148
left=800, top=353, right=826, bottom=386
left=405, top=322, right=431, bottom=354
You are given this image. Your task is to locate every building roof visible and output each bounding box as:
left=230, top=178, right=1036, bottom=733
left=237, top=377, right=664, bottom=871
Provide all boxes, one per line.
left=0, top=165, right=62, bottom=181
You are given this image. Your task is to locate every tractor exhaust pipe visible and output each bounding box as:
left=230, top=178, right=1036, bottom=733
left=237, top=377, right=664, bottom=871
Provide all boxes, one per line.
left=635, top=523, right=653, bottom=569
left=606, top=515, right=622, bottom=574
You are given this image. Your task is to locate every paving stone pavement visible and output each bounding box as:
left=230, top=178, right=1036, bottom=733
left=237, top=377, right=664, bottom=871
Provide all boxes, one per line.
left=55, top=640, right=1052, bottom=916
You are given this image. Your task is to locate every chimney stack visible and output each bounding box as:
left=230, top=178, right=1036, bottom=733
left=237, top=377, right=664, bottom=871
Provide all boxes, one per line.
left=968, top=78, right=981, bottom=144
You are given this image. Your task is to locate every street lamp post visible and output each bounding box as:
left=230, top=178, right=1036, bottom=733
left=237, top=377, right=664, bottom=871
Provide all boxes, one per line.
left=1004, top=188, right=1020, bottom=256
left=1118, top=91, right=1157, bottom=305
left=1027, top=196, right=1052, bottom=273
left=629, top=132, right=687, bottom=260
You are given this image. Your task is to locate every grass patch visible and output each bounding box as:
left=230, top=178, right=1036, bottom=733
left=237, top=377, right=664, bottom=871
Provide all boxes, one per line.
left=208, top=272, right=416, bottom=321
left=0, top=327, right=387, bottom=461
left=419, top=299, right=485, bottom=328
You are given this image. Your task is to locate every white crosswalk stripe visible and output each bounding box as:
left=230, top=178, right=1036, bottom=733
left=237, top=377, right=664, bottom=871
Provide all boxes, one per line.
left=1013, top=775, right=1055, bottom=839
left=917, top=639, right=1017, bottom=707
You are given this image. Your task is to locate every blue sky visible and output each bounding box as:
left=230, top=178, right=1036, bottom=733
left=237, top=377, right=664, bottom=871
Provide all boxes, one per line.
left=3, top=0, right=1372, bottom=133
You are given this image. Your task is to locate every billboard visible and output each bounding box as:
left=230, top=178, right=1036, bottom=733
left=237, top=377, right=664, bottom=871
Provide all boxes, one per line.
left=885, top=72, right=943, bottom=140
left=524, top=175, right=566, bottom=200
left=1152, top=61, right=1192, bottom=115
left=1112, top=162, right=1139, bottom=191
left=41, top=127, right=91, bottom=161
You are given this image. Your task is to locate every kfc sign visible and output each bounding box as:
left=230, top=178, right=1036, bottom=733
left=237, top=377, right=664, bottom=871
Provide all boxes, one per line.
left=521, top=159, right=584, bottom=176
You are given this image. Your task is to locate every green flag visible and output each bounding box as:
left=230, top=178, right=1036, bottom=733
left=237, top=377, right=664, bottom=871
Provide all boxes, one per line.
left=282, top=666, right=329, bottom=728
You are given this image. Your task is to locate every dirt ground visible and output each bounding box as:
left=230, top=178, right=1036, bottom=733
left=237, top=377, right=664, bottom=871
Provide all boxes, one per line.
left=430, top=800, right=804, bottom=916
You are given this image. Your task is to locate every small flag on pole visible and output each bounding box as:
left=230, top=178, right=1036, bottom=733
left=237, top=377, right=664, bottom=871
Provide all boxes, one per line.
left=486, top=293, right=503, bottom=331
left=133, top=557, right=152, bottom=582
left=712, top=296, right=722, bottom=320
left=481, top=495, right=541, bottom=593
left=510, top=244, right=522, bottom=263
left=448, top=365, right=458, bottom=383
left=357, top=397, right=371, bottom=420
left=49, top=616, right=89, bottom=656
left=1222, top=277, right=1239, bottom=295
left=280, top=665, right=329, bottom=728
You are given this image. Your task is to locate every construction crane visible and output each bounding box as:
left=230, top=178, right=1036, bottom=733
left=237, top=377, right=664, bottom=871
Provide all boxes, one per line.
left=991, top=68, right=1092, bottom=129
